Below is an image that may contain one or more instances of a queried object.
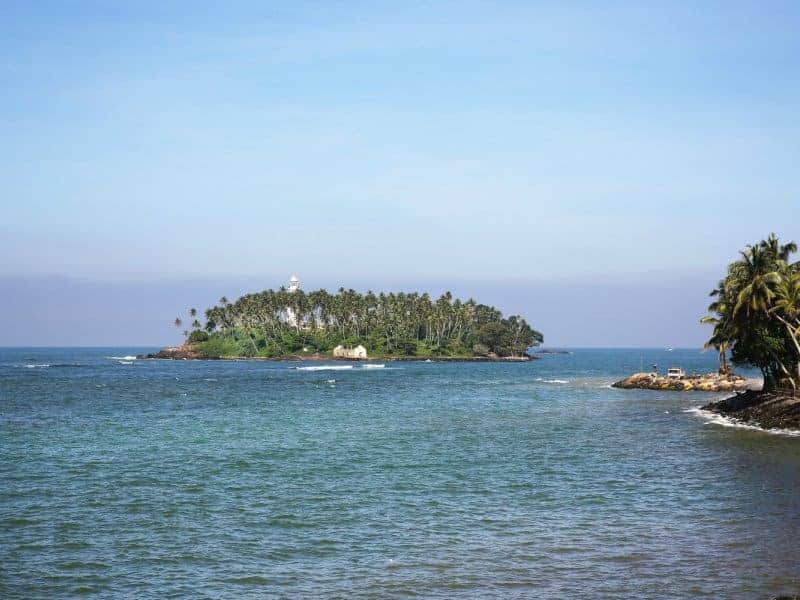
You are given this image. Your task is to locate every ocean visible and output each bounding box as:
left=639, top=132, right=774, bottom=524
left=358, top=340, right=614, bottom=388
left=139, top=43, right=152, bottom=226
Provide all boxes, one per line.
left=1, top=348, right=798, bottom=598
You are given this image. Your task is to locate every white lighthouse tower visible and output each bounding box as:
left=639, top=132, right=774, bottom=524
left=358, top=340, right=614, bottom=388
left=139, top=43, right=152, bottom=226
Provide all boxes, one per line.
left=285, top=275, right=300, bottom=328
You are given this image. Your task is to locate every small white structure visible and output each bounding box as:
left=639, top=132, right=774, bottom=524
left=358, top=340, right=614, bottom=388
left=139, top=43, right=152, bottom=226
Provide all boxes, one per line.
left=666, top=367, right=685, bottom=380
left=333, top=344, right=368, bottom=359
left=288, top=275, right=300, bottom=293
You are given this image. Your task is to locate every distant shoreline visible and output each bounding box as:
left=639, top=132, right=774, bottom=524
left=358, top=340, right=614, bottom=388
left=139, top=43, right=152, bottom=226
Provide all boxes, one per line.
left=139, top=346, right=536, bottom=363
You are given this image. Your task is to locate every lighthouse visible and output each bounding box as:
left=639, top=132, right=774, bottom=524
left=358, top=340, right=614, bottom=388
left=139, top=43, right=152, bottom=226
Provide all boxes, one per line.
left=285, top=275, right=300, bottom=328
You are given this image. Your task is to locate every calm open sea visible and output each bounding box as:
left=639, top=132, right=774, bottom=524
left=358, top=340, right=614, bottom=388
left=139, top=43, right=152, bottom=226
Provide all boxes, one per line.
left=1, top=348, right=798, bottom=598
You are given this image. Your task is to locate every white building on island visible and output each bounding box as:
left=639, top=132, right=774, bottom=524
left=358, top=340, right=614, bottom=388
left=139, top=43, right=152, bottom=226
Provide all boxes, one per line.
left=333, top=344, right=368, bottom=359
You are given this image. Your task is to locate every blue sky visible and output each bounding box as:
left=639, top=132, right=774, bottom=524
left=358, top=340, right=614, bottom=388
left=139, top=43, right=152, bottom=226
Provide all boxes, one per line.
left=1, top=1, right=798, bottom=346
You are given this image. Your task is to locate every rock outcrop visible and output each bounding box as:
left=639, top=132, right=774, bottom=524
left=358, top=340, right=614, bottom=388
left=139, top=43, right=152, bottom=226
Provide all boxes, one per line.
left=703, top=389, right=800, bottom=430
left=140, top=345, right=210, bottom=360
left=612, top=372, right=749, bottom=392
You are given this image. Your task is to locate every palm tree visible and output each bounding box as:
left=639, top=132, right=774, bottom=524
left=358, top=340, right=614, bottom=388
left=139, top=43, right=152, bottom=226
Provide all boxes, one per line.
left=704, top=237, right=792, bottom=390
left=733, top=244, right=781, bottom=317
left=759, top=233, right=797, bottom=263
left=733, top=247, right=794, bottom=389
left=174, top=317, right=183, bottom=329
left=772, top=271, right=800, bottom=386
left=700, top=315, right=730, bottom=375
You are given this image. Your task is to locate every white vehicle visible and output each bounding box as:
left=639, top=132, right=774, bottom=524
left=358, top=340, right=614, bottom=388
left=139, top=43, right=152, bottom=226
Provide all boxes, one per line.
left=666, top=367, right=685, bottom=379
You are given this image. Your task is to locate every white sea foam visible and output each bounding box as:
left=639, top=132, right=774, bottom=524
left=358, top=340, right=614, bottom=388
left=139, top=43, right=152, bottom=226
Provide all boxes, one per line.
left=118, top=360, right=135, bottom=365
left=685, top=407, right=800, bottom=437
left=573, top=378, right=615, bottom=389
left=535, top=377, right=569, bottom=384
left=296, top=365, right=354, bottom=371
left=23, top=363, right=84, bottom=369
left=107, top=355, right=137, bottom=361
left=363, top=364, right=385, bottom=369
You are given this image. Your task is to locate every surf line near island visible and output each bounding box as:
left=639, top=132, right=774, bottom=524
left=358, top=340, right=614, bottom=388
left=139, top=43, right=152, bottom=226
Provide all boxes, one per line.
left=295, top=364, right=386, bottom=371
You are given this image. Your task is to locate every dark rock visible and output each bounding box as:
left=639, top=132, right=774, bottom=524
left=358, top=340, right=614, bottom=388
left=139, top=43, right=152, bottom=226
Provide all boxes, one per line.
left=702, top=389, right=800, bottom=430
left=139, top=345, right=209, bottom=360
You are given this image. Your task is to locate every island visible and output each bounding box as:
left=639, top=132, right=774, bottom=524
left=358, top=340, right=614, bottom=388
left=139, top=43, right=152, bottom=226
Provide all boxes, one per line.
left=699, top=234, right=800, bottom=430
left=146, top=277, right=543, bottom=362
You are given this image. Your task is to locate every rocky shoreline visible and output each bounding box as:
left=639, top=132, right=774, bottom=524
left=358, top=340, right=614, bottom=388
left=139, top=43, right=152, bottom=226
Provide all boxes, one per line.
left=612, top=372, right=749, bottom=392
left=701, top=390, right=800, bottom=431
left=140, top=345, right=535, bottom=362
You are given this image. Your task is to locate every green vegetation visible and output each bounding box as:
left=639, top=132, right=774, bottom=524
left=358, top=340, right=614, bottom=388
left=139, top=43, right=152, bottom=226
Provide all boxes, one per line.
left=174, top=288, right=543, bottom=359
left=703, top=233, right=800, bottom=392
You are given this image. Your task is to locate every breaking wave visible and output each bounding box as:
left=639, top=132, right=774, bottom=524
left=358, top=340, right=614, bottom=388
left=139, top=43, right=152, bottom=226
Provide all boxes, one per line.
left=296, top=365, right=354, bottom=371
left=297, top=364, right=390, bottom=371
left=22, top=363, right=83, bottom=369
left=685, top=407, right=800, bottom=437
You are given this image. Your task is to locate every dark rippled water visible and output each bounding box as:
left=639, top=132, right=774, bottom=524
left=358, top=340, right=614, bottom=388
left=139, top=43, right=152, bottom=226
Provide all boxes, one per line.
left=1, top=348, right=798, bottom=598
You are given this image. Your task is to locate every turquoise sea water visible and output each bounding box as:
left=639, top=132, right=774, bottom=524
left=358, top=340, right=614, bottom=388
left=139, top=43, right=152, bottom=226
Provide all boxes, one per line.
left=1, top=348, right=798, bottom=598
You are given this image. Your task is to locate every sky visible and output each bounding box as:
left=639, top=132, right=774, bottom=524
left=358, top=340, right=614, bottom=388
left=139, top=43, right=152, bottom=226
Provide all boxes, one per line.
left=1, top=1, right=798, bottom=347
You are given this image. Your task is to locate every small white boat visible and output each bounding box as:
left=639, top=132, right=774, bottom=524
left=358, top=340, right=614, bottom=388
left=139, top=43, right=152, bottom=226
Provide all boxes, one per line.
left=665, top=346, right=674, bottom=352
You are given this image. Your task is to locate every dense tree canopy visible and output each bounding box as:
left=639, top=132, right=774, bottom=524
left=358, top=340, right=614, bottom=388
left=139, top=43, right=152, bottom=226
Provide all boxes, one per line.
left=703, top=234, right=800, bottom=391
left=177, top=288, right=543, bottom=358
